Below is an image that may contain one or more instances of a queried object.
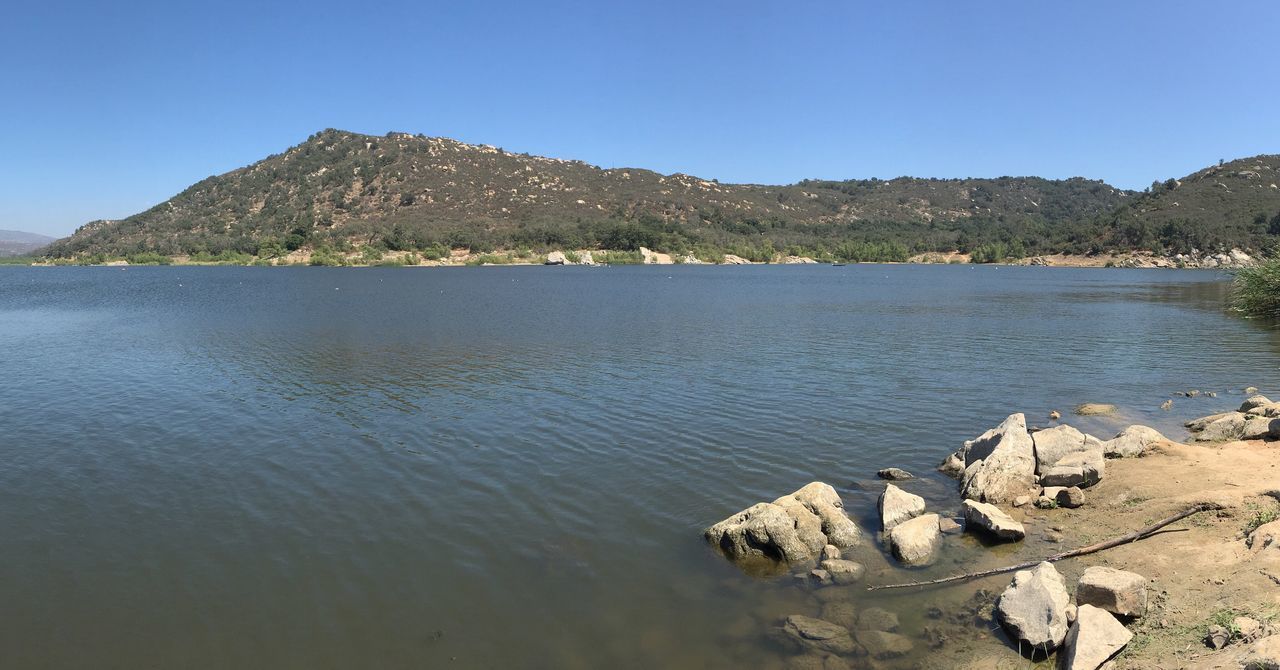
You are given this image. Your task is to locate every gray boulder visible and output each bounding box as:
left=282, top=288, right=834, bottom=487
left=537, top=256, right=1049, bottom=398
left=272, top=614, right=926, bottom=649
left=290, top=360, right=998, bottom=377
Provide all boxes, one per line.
left=1248, top=519, right=1280, bottom=553
left=1193, top=412, right=1248, bottom=442
left=781, top=615, right=857, bottom=655
left=938, top=449, right=967, bottom=479
left=879, top=484, right=925, bottom=531
left=855, top=629, right=913, bottom=659
left=888, top=513, right=941, bottom=566
left=960, top=413, right=1037, bottom=504
left=877, top=467, right=914, bottom=480
left=1060, top=604, right=1132, bottom=670
left=1076, top=566, right=1147, bottom=618
left=1034, top=424, right=1105, bottom=487
left=1102, top=425, right=1168, bottom=458
left=1040, top=486, right=1085, bottom=508
left=704, top=481, right=861, bottom=565
left=1241, top=395, right=1274, bottom=412
left=1075, top=403, right=1118, bottom=416
left=1185, top=411, right=1238, bottom=432
left=819, top=559, right=865, bottom=584
left=996, top=562, right=1071, bottom=651
left=1246, top=402, right=1280, bottom=418
left=1243, top=416, right=1280, bottom=440
left=962, top=499, right=1026, bottom=541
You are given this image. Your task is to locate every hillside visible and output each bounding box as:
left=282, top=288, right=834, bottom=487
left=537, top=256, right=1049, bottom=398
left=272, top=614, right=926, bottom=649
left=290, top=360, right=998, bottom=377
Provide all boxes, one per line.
left=0, top=230, right=55, bottom=257
left=44, top=129, right=1141, bottom=263
left=1095, top=155, right=1280, bottom=255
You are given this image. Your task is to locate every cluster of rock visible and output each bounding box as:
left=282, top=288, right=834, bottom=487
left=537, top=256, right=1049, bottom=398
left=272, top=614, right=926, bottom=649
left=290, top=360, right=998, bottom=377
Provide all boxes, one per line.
left=779, top=605, right=916, bottom=663
left=544, top=250, right=597, bottom=265
left=703, top=482, right=862, bottom=566
left=995, top=562, right=1144, bottom=667
left=1185, top=395, right=1280, bottom=442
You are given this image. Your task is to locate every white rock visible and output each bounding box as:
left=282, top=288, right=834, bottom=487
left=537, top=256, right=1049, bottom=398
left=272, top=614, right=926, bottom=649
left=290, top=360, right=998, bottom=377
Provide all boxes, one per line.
left=879, top=484, right=925, bottom=531
left=1076, top=566, right=1147, bottom=618
left=1060, top=604, right=1133, bottom=670
left=962, top=500, right=1026, bottom=541
left=960, top=413, right=1037, bottom=504
left=1101, top=425, right=1167, bottom=458
left=996, top=562, right=1071, bottom=651
left=888, top=513, right=941, bottom=566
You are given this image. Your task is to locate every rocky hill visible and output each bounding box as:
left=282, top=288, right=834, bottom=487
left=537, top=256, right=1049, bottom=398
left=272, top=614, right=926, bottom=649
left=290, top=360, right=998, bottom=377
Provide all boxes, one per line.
left=0, top=230, right=55, bottom=257
left=44, top=129, right=1143, bottom=262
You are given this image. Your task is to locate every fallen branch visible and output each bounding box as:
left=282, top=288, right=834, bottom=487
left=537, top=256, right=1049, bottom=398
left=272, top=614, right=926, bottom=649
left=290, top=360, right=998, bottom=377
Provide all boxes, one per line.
left=867, top=503, right=1216, bottom=591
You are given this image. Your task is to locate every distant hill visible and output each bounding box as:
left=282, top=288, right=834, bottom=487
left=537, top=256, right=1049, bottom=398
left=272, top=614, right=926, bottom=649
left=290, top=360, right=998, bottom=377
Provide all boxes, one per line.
left=0, top=230, right=55, bottom=257
left=44, top=129, right=1141, bottom=262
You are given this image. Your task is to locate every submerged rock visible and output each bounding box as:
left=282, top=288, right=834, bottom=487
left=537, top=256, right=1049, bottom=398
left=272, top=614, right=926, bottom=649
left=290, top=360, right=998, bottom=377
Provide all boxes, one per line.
left=962, top=500, right=1025, bottom=541
left=855, top=629, right=914, bottom=659
left=889, top=513, right=941, bottom=566
left=1101, top=425, right=1167, bottom=458
left=1060, top=604, right=1132, bottom=670
left=879, top=484, right=925, bottom=531
left=1076, top=566, right=1148, bottom=618
left=996, top=562, right=1071, bottom=652
left=819, top=559, right=865, bottom=584
left=855, top=607, right=900, bottom=632
left=1075, top=403, right=1118, bottom=416
left=877, top=467, right=914, bottom=480
left=704, top=482, right=861, bottom=565
left=960, top=413, right=1037, bottom=504
left=781, top=615, right=857, bottom=655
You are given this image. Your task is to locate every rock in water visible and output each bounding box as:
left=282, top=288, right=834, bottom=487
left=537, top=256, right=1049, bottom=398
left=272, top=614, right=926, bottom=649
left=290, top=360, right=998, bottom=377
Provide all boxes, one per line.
left=938, top=450, right=967, bottom=479
left=1033, top=424, right=1105, bottom=488
left=962, top=500, right=1026, bottom=541
left=819, top=559, right=865, bottom=584
left=1060, top=605, right=1132, bottom=670
left=1101, top=425, right=1167, bottom=458
left=781, top=615, right=857, bottom=655
left=996, top=562, right=1071, bottom=652
left=704, top=482, right=861, bottom=565
left=960, top=413, right=1037, bottom=504
left=879, top=484, right=925, bottom=531
left=855, top=629, right=914, bottom=659
left=1074, top=403, right=1118, bottom=416
left=888, top=513, right=941, bottom=566
left=877, top=467, right=914, bottom=480
left=1076, top=567, right=1148, bottom=618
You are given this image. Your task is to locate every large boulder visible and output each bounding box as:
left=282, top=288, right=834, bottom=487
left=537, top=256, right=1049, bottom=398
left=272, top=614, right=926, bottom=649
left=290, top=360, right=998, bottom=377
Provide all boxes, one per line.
left=879, top=484, right=925, bottom=531
left=1076, top=566, right=1147, bottom=618
left=1246, top=402, right=1280, bottom=418
left=1241, top=395, right=1274, bottom=412
left=1185, top=411, right=1238, bottom=432
left=1242, top=416, right=1280, bottom=440
left=704, top=482, right=861, bottom=565
left=1193, top=413, right=1248, bottom=442
left=996, top=562, right=1071, bottom=652
left=962, top=500, right=1026, bottom=541
left=1102, top=425, right=1167, bottom=458
left=960, top=414, right=1037, bottom=504
left=1033, top=424, right=1105, bottom=487
left=1248, top=519, right=1280, bottom=554
left=1075, top=403, right=1117, bottom=416
left=877, top=467, right=914, bottom=480
left=888, top=513, right=942, bottom=566
left=781, top=615, right=857, bottom=656
left=1060, top=604, right=1132, bottom=670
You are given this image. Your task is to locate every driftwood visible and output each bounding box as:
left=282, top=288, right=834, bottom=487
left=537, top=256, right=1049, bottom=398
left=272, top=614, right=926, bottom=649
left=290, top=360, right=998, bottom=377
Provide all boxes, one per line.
left=867, top=503, right=1215, bottom=591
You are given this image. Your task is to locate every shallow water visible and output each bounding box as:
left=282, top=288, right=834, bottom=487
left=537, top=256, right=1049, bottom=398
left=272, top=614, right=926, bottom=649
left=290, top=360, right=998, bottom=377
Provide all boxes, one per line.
left=0, top=264, right=1276, bottom=668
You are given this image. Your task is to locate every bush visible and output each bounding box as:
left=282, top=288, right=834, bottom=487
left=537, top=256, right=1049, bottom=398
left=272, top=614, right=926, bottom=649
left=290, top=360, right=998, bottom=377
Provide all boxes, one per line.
left=1232, top=258, right=1280, bottom=318
left=126, top=252, right=172, bottom=265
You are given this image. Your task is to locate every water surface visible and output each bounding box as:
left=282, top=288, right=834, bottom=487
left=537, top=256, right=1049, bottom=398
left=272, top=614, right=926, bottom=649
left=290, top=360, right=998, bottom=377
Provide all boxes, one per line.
left=0, top=264, right=1275, bottom=668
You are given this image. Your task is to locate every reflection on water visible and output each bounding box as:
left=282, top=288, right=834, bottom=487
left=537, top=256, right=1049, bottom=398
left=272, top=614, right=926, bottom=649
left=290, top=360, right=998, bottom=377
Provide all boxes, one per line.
left=0, top=264, right=1278, bottom=668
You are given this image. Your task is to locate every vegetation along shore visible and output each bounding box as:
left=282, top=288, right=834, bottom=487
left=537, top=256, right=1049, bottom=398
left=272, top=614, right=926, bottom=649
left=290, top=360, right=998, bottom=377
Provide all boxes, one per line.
left=703, top=395, right=1280, bottom=669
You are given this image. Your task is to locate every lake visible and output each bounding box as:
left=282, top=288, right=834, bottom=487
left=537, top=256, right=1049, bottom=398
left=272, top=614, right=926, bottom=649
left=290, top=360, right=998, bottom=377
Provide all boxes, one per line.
left=0, top=264, right=1275, bottom=668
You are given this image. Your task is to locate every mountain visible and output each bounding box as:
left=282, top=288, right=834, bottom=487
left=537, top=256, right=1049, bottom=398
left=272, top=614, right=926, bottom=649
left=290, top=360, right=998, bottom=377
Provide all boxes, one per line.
left=42, top=129, right=1279, bottom=263
left=0, top=230, right=55, bottom=257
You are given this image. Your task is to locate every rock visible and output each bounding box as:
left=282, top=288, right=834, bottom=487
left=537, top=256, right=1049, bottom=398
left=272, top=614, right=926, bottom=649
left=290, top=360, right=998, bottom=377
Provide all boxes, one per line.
left=855, top=607, right=899, bottom=632
left=577, top=250, right=596, bottom=265
left=821, top=544, right=841, bottom=561
left=1160, top=399, right=1173, bottom=411
left=960, top=413, right=1037, bottom=504
left=1013, top=495, right=1031, bottom=508
left=1076, top=566, right=1148, bottom=618
left=1246, top=402, right=1280, bottom=418
left=1075, top=403, right=1118, bottom=416
left=1060, top=604, right=1133, bottom=670
left=1246, top=386, right=1260, bottom=395
left=938, top=517, right=962, bottom=534
left=818, top=601, right=858, bottom=629
left=704, top=481, right=861, bottom=565
left=1186, top=411, right=1239, bottom=432
left=1243, top=416, right=1280, bottom=440
left=1236, top=616, right=1264, bottom=642
left=877, top=467, right=914, bottom=480
left=962, top=500, right=1026, bottom=541
left=1193, top=412, right=1248, bottom=442
left=1033, top=424, right=1106, bottom=488
left=721, top=254, right=750, bottom=265
left=1101, top=425, right=1168, bottom=458
left=1040, top=486, right=1085, bottom=508
left=1050, top=410, right=1062, bottom=420
left=889, top=513, right=941, bottom=565
left=1248, top=519, right=1280, bottom=553
left=1206, top=624, right=1231, bottom=650
left=809, top=569, right=832, bottom=585
left=855, top=629, right=914, bottom=659
left=1242, top=395, right=1274, bottom=412
left=819, top=559, right=865, bottom=584
left=1242, top=635, right=1280, bottom=669
left=879, top=484, right=926, bottom=531
left=545, top=250, right=567, bottom=265
left=938, top=450, right=967, bottom=479
left=996, top=562, right=1072, bottom=652
left=781, top=615, right=857, bottom=655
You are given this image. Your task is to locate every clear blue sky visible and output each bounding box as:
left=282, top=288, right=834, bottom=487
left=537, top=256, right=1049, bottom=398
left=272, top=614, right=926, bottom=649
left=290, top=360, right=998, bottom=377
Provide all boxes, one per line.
left=3, top=0, right=1278, bottom=237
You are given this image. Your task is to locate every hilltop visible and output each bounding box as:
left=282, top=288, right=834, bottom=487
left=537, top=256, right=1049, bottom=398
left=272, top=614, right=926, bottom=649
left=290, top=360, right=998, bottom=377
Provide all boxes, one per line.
left=0, top=230, right=55, bottom=257
left=45, top=129, right=1149, bottom=263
